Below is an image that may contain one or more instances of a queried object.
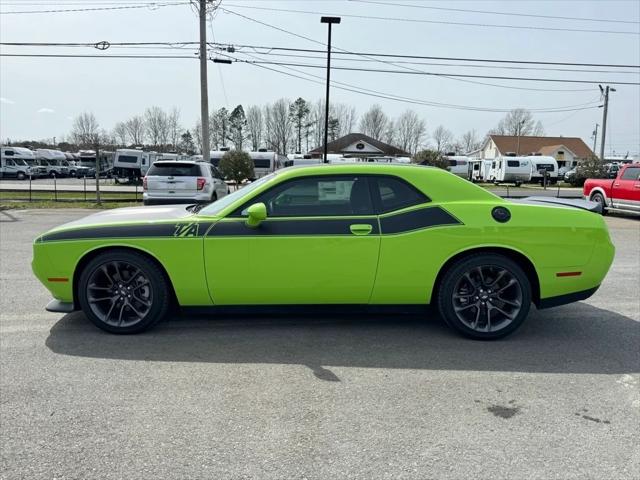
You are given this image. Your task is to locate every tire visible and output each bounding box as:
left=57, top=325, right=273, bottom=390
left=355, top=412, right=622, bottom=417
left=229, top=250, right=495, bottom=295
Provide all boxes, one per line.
left=49, top=171, right=56, bottom=178
left=77, top=250, right=171, bottom=334
left=590, top=192, right=608, bottom=216
left=437, top=254, right=532, bottom=340
left=17, top=171, right=26, bottom=180
left=210, top=192, right=217, bottom=203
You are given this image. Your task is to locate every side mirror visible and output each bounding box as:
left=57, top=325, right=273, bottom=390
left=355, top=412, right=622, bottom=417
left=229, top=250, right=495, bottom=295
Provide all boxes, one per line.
left=246, top=202, right=267, bottom=228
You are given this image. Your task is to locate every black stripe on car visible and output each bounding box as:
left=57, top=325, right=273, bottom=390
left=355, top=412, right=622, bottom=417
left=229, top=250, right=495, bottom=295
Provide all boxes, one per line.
left=379, top=206, right=462, bottom=234
left=207, top=218, right=380, bottom=236
left=39, top=222, right=214, bottom=242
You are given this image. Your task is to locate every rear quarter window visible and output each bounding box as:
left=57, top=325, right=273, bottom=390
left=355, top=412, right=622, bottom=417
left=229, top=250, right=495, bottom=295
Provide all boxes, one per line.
left=147, top=163, right=201, bottom=176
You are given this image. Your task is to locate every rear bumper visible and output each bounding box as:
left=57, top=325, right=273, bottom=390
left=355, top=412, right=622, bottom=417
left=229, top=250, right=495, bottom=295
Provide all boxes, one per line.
left=143, top=198, right=210, bottom=205
left=537, top=286, right=599, bottom=309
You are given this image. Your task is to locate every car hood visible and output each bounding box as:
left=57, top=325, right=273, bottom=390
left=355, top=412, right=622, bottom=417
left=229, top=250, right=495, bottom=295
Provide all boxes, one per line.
left=51, top=205, right=195, bottom=231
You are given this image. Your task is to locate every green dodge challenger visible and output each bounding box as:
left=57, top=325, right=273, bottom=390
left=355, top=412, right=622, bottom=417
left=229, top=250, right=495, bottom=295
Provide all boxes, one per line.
left=32, top=164, right=614, bottom=339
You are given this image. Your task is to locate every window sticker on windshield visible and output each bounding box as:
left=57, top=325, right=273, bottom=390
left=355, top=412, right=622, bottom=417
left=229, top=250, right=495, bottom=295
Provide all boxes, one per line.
left=318, top=181, right=351, bottom=201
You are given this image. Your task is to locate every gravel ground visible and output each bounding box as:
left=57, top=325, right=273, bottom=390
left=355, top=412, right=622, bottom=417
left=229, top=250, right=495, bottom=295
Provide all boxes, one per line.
left=0, top=208, right=638, bottom=480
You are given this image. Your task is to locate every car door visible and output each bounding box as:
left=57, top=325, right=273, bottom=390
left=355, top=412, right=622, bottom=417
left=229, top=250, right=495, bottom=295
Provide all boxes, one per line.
left=203, top=174, right=380, bottom=305
left=210, top=166, right=227, bottom=198
left=612, top=166, right=640, bottom=211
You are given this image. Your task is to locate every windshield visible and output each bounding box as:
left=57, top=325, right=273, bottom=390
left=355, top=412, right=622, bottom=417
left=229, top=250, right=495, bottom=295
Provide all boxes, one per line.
left=15, top=159, right=29, bottom=166
left=198, top=173, right=276, bottom=216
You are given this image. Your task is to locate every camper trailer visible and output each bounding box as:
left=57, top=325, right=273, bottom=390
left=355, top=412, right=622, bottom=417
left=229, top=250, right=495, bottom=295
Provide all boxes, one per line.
left=249, top=150, right=287, bottom=178
left=444, top=155, right=471, bottom=178
left=488, top=156, right=533, bottom=185
left=529, top=155, right=559, bottom=184
left=467, top=159, right=492, bottom=182
left=113, top=149, right=160, bottom=181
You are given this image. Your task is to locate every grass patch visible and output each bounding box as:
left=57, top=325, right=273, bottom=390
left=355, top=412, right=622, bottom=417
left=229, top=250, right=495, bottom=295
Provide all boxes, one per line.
left=0, top=191, right=141, bottom=202
left=0, top=200, right=140, bottom=210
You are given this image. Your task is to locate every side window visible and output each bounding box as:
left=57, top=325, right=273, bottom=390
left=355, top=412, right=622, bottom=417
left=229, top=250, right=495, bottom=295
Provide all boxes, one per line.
left=621, top=167, right=640, bottom=180
left=5, top=150, right=14, bottom=156
left=372, top=176, right=429, bottom=213
left=6, top=159, right=15, bottom=166
left=236, top=175, right=374, bottom=217
left=507, top=160, right=520, bottom=167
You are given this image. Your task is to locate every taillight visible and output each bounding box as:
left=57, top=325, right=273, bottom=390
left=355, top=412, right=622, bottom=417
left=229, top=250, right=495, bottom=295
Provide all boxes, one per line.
left=197, top=177, right=206, bottom=190
left=142, top=176, right=148, bottom=191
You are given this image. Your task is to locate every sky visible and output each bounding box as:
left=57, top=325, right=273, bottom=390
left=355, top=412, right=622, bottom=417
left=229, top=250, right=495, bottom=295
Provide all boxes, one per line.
left=0, top=0, right=639, bottom=155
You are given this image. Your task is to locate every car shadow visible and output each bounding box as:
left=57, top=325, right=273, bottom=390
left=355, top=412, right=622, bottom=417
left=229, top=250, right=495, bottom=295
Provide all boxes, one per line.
left=45, top=302, right=639, bottom=376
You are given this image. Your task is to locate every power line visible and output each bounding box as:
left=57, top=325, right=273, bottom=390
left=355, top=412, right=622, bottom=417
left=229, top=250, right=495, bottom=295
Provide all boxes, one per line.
left=222, top=3, right=640, bottom=35
left=225, top=59, right=640, bottom=86
left=349, top=0, right=640, bottom=25
left=224, top=53, right=603, bottom=115
left=4, top=41, right=638, bottom=69
left=0, top=53, right=196, bottom=59
left=0, top=2, right=187, bottom=14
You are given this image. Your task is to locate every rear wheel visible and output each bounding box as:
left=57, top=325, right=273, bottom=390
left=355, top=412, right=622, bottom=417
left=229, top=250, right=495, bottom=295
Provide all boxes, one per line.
left=17, top=171, right=26, bottom=180
left=590, top=192, right=608, bottom=215
left=77, top=250, right=170, bottom=334
left=437, top=254, right=531, bottom=340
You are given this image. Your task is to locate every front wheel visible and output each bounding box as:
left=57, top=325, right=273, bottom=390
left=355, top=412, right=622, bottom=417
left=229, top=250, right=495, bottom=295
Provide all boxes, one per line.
left=77, top=250, right=171, bottom=334
left=437, top=254, right=532, bottom=340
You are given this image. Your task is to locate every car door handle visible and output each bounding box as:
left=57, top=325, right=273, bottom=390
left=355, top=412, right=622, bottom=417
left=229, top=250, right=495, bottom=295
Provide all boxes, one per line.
left=350, top=224, right=373, bottom=236
left=614, top=183, right=620, bottom=186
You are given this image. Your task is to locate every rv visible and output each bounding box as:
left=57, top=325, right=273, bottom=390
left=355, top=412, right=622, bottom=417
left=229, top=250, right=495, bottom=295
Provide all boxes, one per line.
left=529, top=155, right=559, bottom=184
left=444, top=155, right=471, bottom=178
left=467, top=159, right=493, bottom=182
left=113, top=149, right=159, bottom=181
left=78, top=150, right=115, bottom=177
left=34, top=149, right=69, bottom=177
left=488, top=156, right=533, bottom=185
left=248, top=150, right=287, bottom=178
left=0, top=146, right=42, bottom=179
left=284, top=153, right=323, bottom=168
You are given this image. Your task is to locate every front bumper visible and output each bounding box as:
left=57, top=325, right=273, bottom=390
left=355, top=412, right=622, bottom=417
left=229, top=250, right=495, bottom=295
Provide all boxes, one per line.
left=46, top=299, right=76, bottom=313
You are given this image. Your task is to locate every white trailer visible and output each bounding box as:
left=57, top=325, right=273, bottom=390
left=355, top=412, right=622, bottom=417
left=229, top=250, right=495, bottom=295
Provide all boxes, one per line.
left=529, top=155, right=559, bottom=184
left=468, top=159, right=493, bottom=182
left=444, top=155, right=471, bottom=178
left=488, top=156, right=533, bottom=185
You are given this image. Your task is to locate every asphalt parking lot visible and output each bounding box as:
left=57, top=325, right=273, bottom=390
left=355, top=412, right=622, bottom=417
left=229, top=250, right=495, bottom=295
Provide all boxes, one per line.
left=1, top=209, right=638, bottom=480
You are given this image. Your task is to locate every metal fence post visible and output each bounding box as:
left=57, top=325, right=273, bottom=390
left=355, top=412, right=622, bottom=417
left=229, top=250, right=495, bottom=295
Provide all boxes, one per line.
left=53, top=174, right=57, bottom=201
left=135, top=183, right=138, bottom=202
left=29, top=174, right=32, bottom=202
left=84, top=175, right=87, bottom=201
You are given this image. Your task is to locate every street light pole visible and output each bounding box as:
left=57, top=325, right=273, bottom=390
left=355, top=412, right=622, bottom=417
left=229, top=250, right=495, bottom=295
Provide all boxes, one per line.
left=199, top=0, right=211, bottom=162
left=320, top=16, right=341, bottom=163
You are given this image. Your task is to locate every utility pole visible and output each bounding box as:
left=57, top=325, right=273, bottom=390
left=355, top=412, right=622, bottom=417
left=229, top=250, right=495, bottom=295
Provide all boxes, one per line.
left=591, top=123, right=599, bottom=154
left=199, top=0, right=211, bottom=162
left=95, top=141, right=101, bottom=204
left=599, top=85, right=615, bottom=161
left=320, top=16, right=341, bottom=163
left=515, top=119, right=525, bottom=155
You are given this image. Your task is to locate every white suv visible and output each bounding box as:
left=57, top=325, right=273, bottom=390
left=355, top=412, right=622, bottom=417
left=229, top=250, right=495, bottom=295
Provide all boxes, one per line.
left=143, top=160, right=229, bottom=206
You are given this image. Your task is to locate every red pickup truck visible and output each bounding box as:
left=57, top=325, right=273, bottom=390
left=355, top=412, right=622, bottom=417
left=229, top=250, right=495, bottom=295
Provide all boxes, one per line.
left=583, top=163, right=640, bottom=214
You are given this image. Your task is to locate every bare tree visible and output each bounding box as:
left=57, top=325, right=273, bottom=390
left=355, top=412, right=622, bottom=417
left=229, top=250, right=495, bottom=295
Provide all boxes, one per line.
left=459, top=129, right=482, bottom=154
left=384, top=120, right=396, bottom=146
left=168, top=107, right=182, bottom=149
left=395, top=110, right=426, bottom=154
left=210, top=107, right=230, bottom=149
left=332, top=103, right=357, bottom=138
left=359, top=104, right=389, bottom=140
left=431, top=125, right=454, bottom=153
left=125, top=115, right=145, bottom=145
left=264, top=98, right=292, bottom=154
left=246, top=105, right=263, bottom=151
left=112, top=121, right=128, bottom=146
left=490, top=108, right=543, bottom=136
left=70, top=112, right=100, bottom=147
left=229, top=104, right=249, bottom=150
left=192, top=121, right=202, bottom=154
left=144, top=106, right=170, bottom=149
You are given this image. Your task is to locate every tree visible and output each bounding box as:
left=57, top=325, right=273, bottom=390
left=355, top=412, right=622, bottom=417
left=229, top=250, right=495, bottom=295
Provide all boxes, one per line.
left=395, top=110, right=426, bottom=154
left=569, top=155, right=608, bottom=187
left=412, top=149, right=450, bottom=170
left=490, top=108, right=544, bottom=137
left=328, top=117, right=340, bottom=142
left=168, top=107, right=182, bottom=149
left=264, top=98, right=292, bottom=154
left=229, top=105, right=248, bottom=150
left=219, top=150, right=255, bottom=186
left=112, top=121, right=128, bottom=146
left=144, top=106, right=169, bottom=149
left=332, top=103, right=357, bottom=138
left=179, top=131, right=196, bottom=155
left=211, top=107, right=230, bottom=148
left=125, top=115, right=145, bottom=145
left=289, top=97, right=310, bottom=153
left=70, top=112, right=101, bottom=147
left=459, top=129, right=482, bottom=154
left=431, top=125, right=454, bottom=153
left=246, top=105, right=264, bottom=151
left=359, top=104, right=388, bottom=140
left=192, top=121, right=202, bottom=154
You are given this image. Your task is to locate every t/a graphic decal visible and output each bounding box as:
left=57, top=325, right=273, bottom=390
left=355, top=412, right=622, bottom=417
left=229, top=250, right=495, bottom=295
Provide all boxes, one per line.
left=174, top=222, right=200, bottom=237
